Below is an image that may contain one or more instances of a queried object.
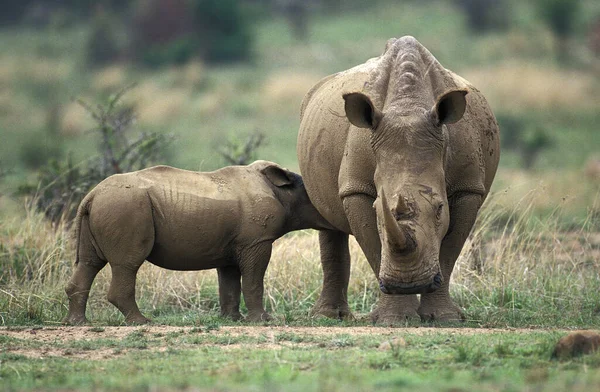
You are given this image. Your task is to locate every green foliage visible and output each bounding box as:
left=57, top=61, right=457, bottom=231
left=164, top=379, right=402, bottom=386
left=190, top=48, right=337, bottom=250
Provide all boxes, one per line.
left=191, top=0, right=254, bottom=63
left=218, top=132, right=266, bottom=166
left=537, top=0, right=581, bottom=38
left=86, top=6, right=121, bottom=67
left=19, top=86, right=173, bottom=223
left=496, top=113, right=554, bottom=169
left=131, top=0, right=254, bottom=66
left=453, top=0, right=511, bottom=32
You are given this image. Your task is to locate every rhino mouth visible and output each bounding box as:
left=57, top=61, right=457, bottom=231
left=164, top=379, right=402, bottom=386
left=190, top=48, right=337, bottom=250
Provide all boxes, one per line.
left=379, top=272, right=443, bottom=295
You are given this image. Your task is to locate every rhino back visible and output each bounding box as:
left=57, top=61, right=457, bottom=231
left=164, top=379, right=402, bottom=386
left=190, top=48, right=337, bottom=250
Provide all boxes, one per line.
left=444, top=76, right=500, bottom=198
left=298, top=60, right=384, bottom=232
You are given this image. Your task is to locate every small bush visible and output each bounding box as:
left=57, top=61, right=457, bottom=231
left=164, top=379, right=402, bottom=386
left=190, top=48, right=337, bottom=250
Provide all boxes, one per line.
left=86, top=5, right=122, bottom=67
left=453, top=0, right=511, bottom=32
left=19, top=85, right=173, bottom=224
left=218, top=131, right=266, bottom=166
left=131, top=0, right=254, bottom=66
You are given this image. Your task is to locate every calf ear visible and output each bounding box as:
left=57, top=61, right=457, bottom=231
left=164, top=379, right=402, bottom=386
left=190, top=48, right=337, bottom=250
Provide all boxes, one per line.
left=261, top=165, right=294, bottom=187
left=343, top=92, right=382, bottom=130
left=432, top=89, right=468, bottom=125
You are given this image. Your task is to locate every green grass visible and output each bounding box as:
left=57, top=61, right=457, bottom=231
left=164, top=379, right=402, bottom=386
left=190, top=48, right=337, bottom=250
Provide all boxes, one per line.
left=1, top=328, right=600, bottom=391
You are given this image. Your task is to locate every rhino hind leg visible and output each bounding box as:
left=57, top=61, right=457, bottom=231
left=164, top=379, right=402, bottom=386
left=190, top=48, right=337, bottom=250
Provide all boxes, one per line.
left=107, top=263, right=150, bottom=324
left=64, top=214, right=107, bottom=325
left=218, top=266, right=243, bottom=321
left=311, top=230, right=353, bottom=320
left=418, top=193, right=482, bottom=322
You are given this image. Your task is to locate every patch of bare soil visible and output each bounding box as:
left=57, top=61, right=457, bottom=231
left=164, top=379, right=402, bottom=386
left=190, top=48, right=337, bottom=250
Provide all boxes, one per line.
left=0, top=325, right=565, bottom=360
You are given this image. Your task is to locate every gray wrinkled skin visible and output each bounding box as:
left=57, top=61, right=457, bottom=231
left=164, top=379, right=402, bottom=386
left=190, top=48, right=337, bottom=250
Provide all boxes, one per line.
left=297, top=36, right=500, bottom=323
left=63, top=161, right=333, bottom=324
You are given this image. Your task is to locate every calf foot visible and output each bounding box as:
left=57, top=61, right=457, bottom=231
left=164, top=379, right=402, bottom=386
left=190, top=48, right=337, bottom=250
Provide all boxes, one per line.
left=369, top=294, right=420, bottom=325
left=125, top=315, right=152, bottom=325
left=246, top=311, right=272, bottom=322
left=310, top=297, right=354, bottom=320
left=63, top=314, right=89, bottom=325
left=221, top=311, right=243, bottom=321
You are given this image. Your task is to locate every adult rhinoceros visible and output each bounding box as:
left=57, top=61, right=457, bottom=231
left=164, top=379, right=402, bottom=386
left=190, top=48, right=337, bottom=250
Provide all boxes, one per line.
left=297, top=36, right=499, bottom=323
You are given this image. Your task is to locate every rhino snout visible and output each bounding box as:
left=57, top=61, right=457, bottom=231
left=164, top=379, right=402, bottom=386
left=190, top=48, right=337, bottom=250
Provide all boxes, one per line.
left=379, top=272, right=443, bottom=295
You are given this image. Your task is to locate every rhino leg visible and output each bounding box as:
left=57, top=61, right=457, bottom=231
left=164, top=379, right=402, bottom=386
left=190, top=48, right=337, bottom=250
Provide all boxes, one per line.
left=239, top=243, right=272, bottom=322
left=64, top=214, right=107, bottom=325
left=107, top=263, right=150, bottom=324
left=370, top=294, right=420, bottom=324
left=311, top=229, right=353, bottom=320
left=418, top=193, right=482, bottom=322
left=343, top=194, right=420, bottom=323
left=218, top=266, right=242, bottom=321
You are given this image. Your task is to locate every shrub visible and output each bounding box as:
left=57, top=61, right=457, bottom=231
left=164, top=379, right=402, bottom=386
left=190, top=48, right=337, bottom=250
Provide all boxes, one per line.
left=536, top=0, right=581, bottom=62
left=131, top=0, right=254, bottom=66
left=218, top=131, right=266, bottom=166
left=86, top=5, right=122, bottom=67
left=453, top=0, right=510, bottom=33
left=496, top=114, right=554, bottom=170
left=19, top=85, right=173, bottom=224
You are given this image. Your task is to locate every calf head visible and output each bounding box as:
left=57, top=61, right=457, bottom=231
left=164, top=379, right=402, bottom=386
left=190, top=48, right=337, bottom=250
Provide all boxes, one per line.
left=252, top=161, right=333, bottom=232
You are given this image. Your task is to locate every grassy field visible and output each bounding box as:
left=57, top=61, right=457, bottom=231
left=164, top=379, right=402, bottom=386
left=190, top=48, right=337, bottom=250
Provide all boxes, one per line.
left=1, top=0, right=600, bottom=390
left=2, top=326, right=599, bottom=391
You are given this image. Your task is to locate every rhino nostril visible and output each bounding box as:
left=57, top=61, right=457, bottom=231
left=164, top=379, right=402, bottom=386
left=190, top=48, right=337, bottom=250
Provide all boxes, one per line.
left=433, top=273, right=443, bottom=287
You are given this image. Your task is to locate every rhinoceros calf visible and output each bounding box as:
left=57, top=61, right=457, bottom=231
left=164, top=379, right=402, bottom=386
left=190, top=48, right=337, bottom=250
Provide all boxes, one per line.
left=63, top=161, right=332, bottom=324
left=297, top=36, right=500, bottom=323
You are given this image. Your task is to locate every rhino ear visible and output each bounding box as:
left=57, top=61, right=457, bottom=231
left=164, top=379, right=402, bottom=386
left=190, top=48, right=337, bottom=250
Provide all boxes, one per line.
left=433, top=89, right=468, bottom=125
left=261, top=164, right=294, bottom=187
left=343, top=93, right=382, bottom=130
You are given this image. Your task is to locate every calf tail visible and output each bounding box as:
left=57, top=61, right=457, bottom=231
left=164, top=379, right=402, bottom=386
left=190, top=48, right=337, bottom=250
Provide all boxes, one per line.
left=73, top=192, right=94, bottom=266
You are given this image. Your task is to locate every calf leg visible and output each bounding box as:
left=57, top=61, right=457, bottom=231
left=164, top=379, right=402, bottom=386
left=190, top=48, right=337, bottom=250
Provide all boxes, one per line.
left=217, top=266, right=242, bottom=320
left=238, top=243, right=272, bottom=322
left=64, top=214, right=107, bottom=325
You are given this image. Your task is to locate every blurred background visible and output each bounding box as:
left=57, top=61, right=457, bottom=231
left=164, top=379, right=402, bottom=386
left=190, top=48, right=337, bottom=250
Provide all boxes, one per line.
left=0, top=0, right=598, bottom=224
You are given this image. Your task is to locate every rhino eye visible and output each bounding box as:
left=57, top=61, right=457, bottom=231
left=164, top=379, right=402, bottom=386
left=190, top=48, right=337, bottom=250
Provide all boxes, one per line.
left=436, top=203, right=444, bottom=220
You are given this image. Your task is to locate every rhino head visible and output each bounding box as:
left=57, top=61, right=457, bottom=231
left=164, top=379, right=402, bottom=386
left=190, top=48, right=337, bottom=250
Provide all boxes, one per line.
left=342, top=36, right=468, bottom=295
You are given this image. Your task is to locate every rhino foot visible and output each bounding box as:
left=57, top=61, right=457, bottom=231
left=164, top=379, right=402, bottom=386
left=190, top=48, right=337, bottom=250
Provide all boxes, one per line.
left=369, top=293, right=420, bottom=325
left=417, top=301, right=464, bottom=322
left=369, top=307, right=420, bottom=325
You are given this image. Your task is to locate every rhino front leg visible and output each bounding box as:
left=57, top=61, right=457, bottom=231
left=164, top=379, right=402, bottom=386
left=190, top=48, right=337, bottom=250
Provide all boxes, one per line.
left=217, top=266, right=242, bottom=321
left=239, top=243, right=272, bottom=322
left=419, top=193, right=482, bottom=322
left=343, top=194, right=420, bottom=323
left=311, top=229, right=352, bottom=320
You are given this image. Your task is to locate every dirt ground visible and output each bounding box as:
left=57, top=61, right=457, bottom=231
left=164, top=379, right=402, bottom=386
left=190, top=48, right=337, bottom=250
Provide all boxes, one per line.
left=0, top=325, right=562, bottom=360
